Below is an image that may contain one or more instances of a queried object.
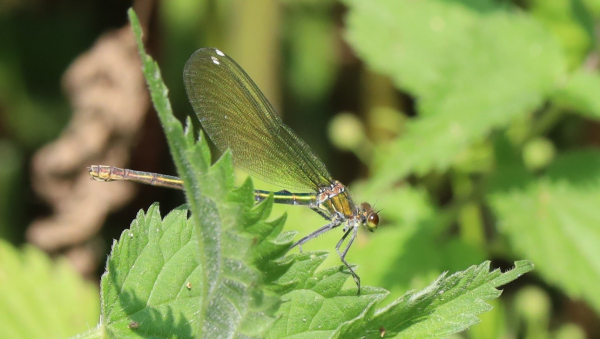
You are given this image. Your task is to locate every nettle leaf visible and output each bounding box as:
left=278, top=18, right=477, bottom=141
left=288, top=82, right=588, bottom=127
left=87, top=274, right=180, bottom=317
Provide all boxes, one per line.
left=343, top=0, right=565, bottom=187
left=96, top=200, right=287, bottom=338
left=488, top=150, right=600, bottom=314
left=336, top=261, right=533, bottom=338
left=0, top=240, right=99, bottom=339
left=266, top=253, right=388, bottom=339
left=99, top=205, right=200, bottom=338
left=264, top=251, right=530, bottom=338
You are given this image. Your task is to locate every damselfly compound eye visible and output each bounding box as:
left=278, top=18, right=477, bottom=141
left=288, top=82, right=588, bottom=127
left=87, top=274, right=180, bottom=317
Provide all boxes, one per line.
left=366, top=212, right=379, bottom=231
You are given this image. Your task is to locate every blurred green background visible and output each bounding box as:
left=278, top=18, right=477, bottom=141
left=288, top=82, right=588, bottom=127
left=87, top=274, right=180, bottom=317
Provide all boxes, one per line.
left=2, top=0, right=600, bottom=338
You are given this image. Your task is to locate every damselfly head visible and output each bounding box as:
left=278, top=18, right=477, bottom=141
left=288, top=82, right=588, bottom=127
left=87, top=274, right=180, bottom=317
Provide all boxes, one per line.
left=360, top=202, right=379, bottom=232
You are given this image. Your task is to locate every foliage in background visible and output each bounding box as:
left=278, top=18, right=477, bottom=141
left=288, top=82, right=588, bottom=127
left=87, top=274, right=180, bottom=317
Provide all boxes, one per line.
left=0, top=239, right=99, bottom=338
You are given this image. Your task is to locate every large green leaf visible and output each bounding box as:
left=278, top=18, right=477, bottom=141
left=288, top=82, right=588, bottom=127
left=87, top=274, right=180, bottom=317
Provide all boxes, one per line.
left=0, top=239, right=99, bottom=339
left=266, top=252, right=388, bottom=339
left=82, top=197, right=287, bottom=338
left=344, top=0, right=565, bottom=187
left=264, top=249, right=531, bottom=338
left=98, top=205, right=200, bottom=338
left=488, top=150, right=600, bottom=315
left=336, top=261, right=533, bottom=338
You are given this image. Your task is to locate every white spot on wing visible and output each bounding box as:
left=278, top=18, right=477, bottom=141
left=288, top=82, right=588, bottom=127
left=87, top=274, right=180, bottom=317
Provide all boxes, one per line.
left=215, top=49, right=225, bottom=56
left=211, top=56, right=220, bottom=65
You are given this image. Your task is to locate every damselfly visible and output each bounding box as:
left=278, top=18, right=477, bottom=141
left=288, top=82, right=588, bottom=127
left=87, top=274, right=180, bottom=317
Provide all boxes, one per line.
left=89, top=48, right=379, bottom=293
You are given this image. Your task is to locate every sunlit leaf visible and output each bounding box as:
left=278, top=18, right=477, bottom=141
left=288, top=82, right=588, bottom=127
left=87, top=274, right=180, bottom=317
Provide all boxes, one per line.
left=489, top=150, right=600, bottom=314
left=344, top=0, right=565, bottom=187
left=0, top=240, right=99, bottom=339
left=336, top=261, right=533, bottom=338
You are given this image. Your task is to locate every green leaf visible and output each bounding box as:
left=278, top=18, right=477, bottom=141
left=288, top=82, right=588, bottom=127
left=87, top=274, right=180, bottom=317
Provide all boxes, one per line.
left=99, top=205, right=200, bottom=338
left=263, top=246, right=530, bottom=338
left=343, top=0, right=565, bottom=187
left=266, top=253, right=388, bottom=339
left=488, top=150, right=600, bottom=315
left=336, top=260, right=533, bottom=338
left=88, top=198, right=290, bottom=339
left=554, top=68, right=600, bottom=120
left=89, top=193, right=288, bottom=338
left=0, top=239, right=99, bottom=339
